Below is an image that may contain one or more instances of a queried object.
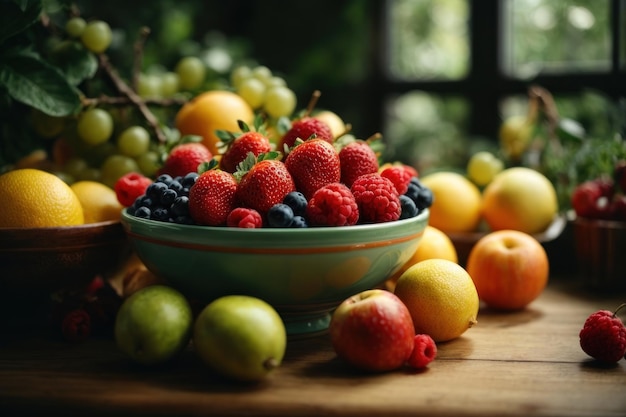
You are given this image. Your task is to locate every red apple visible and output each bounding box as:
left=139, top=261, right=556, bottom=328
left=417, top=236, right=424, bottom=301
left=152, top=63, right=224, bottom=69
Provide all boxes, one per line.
left=466, top=230, right=549, bottom=311
left=329, top=289, right=415, bottom=372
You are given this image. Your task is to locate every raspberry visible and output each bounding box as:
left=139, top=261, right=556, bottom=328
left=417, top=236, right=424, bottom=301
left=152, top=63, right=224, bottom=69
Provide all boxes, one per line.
left=226, top=207, right=263, bottom=228
left=407, top=334, right=437, bottom=369
left=114, top=172, right=152, bottom=207
left=350, top=173, right=401, bottom=223
left=380, top=165, right=414, bottom=195
left=61, top=309, right=91, bottom=343
left=579, top=304, right=626, bottom=363
left=306, top=182, right=359, bottom=227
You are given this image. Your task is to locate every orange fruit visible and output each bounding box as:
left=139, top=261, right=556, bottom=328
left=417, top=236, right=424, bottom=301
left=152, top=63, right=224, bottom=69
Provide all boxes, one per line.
left=466, top=229, right=549, bottom=310
left=420, top=171, right=482, bottom=233
left=0, top=168, right=84, bottom=228
left=70, top=180, right=124, bottom=223
left=175, top=90, right=254, bottom=155
left=386, top=226, right=458, bottom=290
left=481, top=167, right=557, bottom=235
left=394, top=259, right=479, bottom=342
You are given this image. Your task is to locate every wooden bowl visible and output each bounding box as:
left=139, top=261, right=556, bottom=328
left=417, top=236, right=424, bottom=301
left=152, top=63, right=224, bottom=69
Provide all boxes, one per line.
left=0, top=221, right=131, bottom=294
left=573, top=217, right=626, bottom=292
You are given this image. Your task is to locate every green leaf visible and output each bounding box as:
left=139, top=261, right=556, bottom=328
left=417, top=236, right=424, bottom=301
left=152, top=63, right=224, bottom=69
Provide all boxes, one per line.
left=0, top=51, right=81, bottom=116
left=48, top=41, right=98, bottom=86
left=0, top=0, right=42, bottom=44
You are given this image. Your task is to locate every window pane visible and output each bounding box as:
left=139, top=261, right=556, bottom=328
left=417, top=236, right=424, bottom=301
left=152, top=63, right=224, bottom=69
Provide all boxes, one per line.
left=383, top=91, right=471, bottom=173
left=503, top=0, right=611, bottom=78
left=386, top=0, right=469, bottom=80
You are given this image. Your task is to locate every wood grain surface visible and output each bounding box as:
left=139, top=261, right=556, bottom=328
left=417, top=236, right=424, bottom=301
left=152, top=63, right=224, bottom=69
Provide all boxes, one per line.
left=1, top=279, right=625, bottom=417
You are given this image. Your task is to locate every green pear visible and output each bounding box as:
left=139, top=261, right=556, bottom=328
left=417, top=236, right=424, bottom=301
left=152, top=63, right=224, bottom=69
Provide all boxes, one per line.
left=114, top=285, right=193, bottom=365
left=193, top=295, right=287, bottom=382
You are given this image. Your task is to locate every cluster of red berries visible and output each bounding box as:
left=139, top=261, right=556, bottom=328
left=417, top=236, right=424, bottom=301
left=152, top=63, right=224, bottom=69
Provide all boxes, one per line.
left=116, top=116, right=433, bottom=228
left=579, top=303, right=626, bottom=364
left=571, top=160, right=626, bottom=221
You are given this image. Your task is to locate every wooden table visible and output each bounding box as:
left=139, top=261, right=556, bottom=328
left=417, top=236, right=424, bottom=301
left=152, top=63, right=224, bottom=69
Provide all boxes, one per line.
left=1, top=278, right=625, bottom=417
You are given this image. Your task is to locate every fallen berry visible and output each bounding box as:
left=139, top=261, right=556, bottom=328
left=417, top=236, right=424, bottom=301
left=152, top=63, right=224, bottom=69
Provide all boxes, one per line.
left=407, top=334, right=437, bottom=369
left=61, top=309, right=91, bottom=343
left=114, top=172, right=153, bottom=207
left=579, top=303, right=626, bottom=363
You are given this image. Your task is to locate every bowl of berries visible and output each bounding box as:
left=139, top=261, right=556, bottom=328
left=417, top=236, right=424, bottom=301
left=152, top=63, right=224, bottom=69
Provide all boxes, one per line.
left=571, top=161, right=626, bottom=292
left=120, top=145, right=432, bottom=337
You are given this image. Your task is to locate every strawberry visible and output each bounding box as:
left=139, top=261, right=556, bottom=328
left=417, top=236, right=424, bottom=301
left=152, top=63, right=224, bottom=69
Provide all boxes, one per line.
left=235, top=152, right=296, bottom=215
left=284, top=138, right=341, bottom=199
left=338, top=140, right=379, bottom=187
left=188, top=161, right=238, bottom=226
left=159, top=142, right=213, bottom=178
left=218, top=120, right=272, bottom=173
left=279, top=117, right=333, bottom=151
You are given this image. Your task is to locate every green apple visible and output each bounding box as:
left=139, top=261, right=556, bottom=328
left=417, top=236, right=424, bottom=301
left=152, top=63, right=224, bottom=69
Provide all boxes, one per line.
left=193, top=295, right=287, bottom=382
left=114, top=285, right=193, bottom=365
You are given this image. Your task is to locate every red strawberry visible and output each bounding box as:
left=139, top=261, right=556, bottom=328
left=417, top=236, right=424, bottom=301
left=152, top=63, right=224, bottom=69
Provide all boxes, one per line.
left=339, top=140, right=379, bottom=187
left=284, top=138, right=341, bottom=199
left=218, top=121, right=273, bottom=173
left=351, top=173, right=401, bottom=223
left=235, top=152, right=296, bottom=215
left=159, top=142, right=213, bottom=178
left=188, top=163, right=238, bottom=226
left=279, top=117, right=333, bottom=151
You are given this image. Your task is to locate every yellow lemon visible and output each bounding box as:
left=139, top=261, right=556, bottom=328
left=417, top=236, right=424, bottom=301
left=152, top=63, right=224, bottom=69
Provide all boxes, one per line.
left=394, top=259, right=479, bottom=342
left=175, top=90, right=254, bottom=155
left=420, top=171, right=482, bottom=233
left=0, top=168, right=84, bottom=228
left=70, top=180, right=123, bottom=223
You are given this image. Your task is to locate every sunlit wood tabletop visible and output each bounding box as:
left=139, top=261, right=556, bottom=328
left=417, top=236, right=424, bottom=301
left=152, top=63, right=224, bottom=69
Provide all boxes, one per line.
left=0, top=278, right=625, bottom=417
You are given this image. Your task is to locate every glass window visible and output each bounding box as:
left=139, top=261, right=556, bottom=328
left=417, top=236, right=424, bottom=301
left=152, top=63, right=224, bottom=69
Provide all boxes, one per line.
left=385, top=0, right=469, bottom=80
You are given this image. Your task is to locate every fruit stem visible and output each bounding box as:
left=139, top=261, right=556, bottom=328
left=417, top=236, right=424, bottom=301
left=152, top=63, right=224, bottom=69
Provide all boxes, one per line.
left=263, top=357, right=279, bottom=371
left=613, top=303, right=626, bottom=317
left=304, top=90, right=322, bottom=117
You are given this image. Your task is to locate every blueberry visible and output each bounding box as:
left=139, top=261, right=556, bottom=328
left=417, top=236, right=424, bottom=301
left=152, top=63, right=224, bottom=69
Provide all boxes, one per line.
left=267, top=203, right=295, bottom=227
left=172, top=215, right=194, bottom=225
left=291, top=215, right=308, bottom=228
left=181, top=172, right=199, bottom=188
left=159, top=188, right=178, bottom=206
left=404, top=180, right=421, bottom=204
left=399, top=195, right=418, bottom=219
left=282, top=191, right=308, bottom=217
left=170, top=196, right=190, bottom=217
left=134, top=206, right=151, bottom=219
left=151, top=207, right=170, bottom=222
left=155, top=174, right=173, bottom=185
left=415, top=187, right=434, bottom=210
left=146, top=182, right=168, bottom=200
left=168, top=180, right=183, bottom=194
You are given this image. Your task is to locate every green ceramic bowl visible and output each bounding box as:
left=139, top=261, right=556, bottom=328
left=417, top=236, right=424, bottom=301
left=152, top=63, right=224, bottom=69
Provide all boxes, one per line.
left=121, top=209, right=429, bottom=337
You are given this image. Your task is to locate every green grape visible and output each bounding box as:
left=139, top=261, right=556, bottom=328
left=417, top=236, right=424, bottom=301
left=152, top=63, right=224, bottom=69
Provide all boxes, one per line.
left=263, top=86, right=297, bottom=119
left=136, top=151, right=161, bottom=177
left=175, top=56, right=206, bottom=91
left=65, top=17, right=86, bottom=38
left=230, top=65, right=252, bottom=89
left=160, top=72, right=180, bottom=97
left=264, top=76, right=286, bottom=88
left=117, top=126, right=151, bottom=157
left=467, top=151, right=504, bottom=187
left=237, top=77, right=266, bottom=109
left=101, top=154, right=140, bottom=188
left=251, top=65, right=272, bottom=84
left=77, top=108, right=114, bottom=145
left=137, top=74, right=163, bottom=98
left=80, top=20, right=112, bottom=54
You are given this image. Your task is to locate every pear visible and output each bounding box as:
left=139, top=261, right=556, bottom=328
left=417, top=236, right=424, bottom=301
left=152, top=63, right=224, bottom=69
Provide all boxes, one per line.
left=193, top=295, right=287, bottom=382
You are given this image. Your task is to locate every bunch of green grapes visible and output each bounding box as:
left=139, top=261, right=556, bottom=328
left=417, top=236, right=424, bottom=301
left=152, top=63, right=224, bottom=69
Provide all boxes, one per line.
left=230, top=65, right=297, bottom=119
left=136, top=56, right=208, bottom=99
left=65, top=17, right=112, bottom=53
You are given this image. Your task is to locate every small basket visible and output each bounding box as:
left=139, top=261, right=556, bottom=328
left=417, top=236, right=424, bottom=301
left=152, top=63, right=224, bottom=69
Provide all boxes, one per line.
left=573, top=217, right=626, bottom=292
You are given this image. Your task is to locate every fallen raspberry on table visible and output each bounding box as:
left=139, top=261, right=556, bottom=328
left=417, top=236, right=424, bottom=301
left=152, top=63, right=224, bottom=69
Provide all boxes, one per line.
left=61, top=309, right=91, bottom=343
left=407, top=334, right=437, bottom=369
left=350, top=173, right=401, bottom=223
left=114, top=172, right=153, bottom=207
left=226, top=207, right=263, bottom=228
left=306, top=182, right=359, bottom=226
left=579, top=304, right=626, bottom=363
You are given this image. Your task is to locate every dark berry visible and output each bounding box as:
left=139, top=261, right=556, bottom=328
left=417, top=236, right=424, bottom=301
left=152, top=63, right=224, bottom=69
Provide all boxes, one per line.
left=181, top=172, right=199, bottom=188
left=283, top=191, right=308, bottom=217
left=146, top=181, right=168, bottom=200
left=399, top=195, right=419, bottom=219
left=291, top=215, right=308, bottom=228
left=134, top=206, right=151, bottom=219
left=168, top=180, right=184, bottom=194
left=159, top=188, right=178, bottom=206
left=156, top=174, right=173, bottom=185
left=170, top=196, right=190, bottom=217
left=151, top=207, right=170, bottom=222
left=579, top=304, right=626, bottom=363
left=267, top=203, right=295, bottom=228
left=416, top=187, right=434, bottom=210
